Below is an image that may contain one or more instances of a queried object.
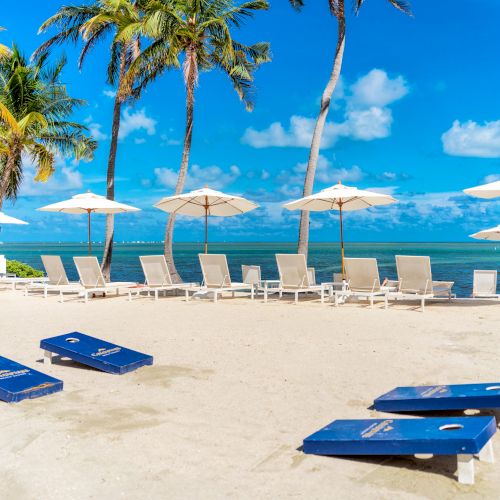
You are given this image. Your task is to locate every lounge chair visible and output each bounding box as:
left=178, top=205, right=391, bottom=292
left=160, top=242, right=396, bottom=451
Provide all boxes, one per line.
left=25, top=255, right=82, bottom=300
left=274, top=254, right=329, bottom=304
left=199, top=254, right=254, bottom=302
left=242, top=264, right=280, bottom=298
left=472, top=270, right=499, bottom=299
left=73, top=256, right=135, bottom=303
left=334, top=258, right=388, bottom=308
left=393, top=255, right=455, bottom=311
left=128, top=255, right=199, bottom=301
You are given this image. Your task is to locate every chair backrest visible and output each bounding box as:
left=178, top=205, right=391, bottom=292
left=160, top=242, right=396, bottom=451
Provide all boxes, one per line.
left=396, top=255, right=433, bottom=294
left=140, top=255, right=172, bottom=286
left=473, top=270, right=497, bottom=297
left=0, top=254, right=6, bottom=277
left=242, top=265, right=261, bottom=285
left=344, top=258, right=381, bottom=292
left=307, top=267, right=316, bottom=286
left=199, top=254, right=232, bottom=288
left=73, top=256, right=106, bottom=288
left=276, top=254, right=310, bottom=288
left=41, top=255, right=70, bottom=285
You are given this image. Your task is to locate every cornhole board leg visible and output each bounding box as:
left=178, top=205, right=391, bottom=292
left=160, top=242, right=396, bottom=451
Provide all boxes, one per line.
left=457, top=455, right=474, bottom=485
left=476, top=439, right=495, bottom=463
left=44, top=350, right=53, bottom=364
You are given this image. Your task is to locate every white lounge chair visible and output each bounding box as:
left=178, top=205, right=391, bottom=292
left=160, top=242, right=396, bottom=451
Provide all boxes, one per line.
left=25, top=255, right=83, bottom=300
left=393, top=255, right=455, bottom=312
left=128, top=255, right=199, bottom=301
left=274, top=254, right=328, bottom=304
left=199, top=254, right=254, bottom=302
left=334, top=258, right=388, bottom=309
left=73, top=256, right=135, bottom=303
left=242, top=264, right=280, bottom=298
left=472, top=270, right=499, bottom=299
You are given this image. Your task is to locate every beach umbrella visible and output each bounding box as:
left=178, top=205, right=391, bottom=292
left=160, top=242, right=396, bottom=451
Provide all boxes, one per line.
left=0, top=211, right=28, bottom=227
left=154, top=187, right=258, bottom=253
left=470, top=225, right=500, bottom=241
left=464, top=180, right=500, bottom=199
left=283, top=181, right=397, bottom=277
left=38, top=191, right=140, bottom=254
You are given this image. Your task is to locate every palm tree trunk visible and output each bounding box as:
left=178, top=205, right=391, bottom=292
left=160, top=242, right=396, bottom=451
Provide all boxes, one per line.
left=0, top=144, right=21, bottom=210
left=297, top=13, right=346, bottom=258
left=164, top=50, right=196, bottom=283
left=101, top=46, right=127, bottom=281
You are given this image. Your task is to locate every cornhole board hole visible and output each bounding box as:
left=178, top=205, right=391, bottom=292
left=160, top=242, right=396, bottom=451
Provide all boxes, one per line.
left=374, top=383, right=500, bottom=412
left=0, top=356, right=63, bottom=402
left=40, top=332, right=153, bottom=375
left=303, top=417, right=496, bottom=484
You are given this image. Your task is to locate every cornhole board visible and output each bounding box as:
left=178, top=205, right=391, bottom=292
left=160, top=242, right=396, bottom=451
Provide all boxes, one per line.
left=0, top=356, right=63, bottom=403
left=40, top=332, right=153, bottom=375
left=374, top=383, right=500, bottom=412
left=303, top=417, right=496, bottom=484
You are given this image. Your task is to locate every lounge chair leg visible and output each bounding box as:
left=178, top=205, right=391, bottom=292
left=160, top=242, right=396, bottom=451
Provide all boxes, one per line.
left=457, top=454, right=474, bottom=485
left=384, top=295, right=388, bottom=309
left=251, top=287, right=254, bottom=300
left=476, top=439, right=495, bottom=463
left=214, top=292, right=218, bottom=303
left=421, top=298, right=425, bottom=312
left=84, top=291, right=88, bottom=304
left=320, top=288, right=324, bottom=304
left=334, top=293, right=338, bottom=307
left=43, top=350, right=53, bottom=364
left=264, top=289, right=268, bottom=303
left=185, top=290, right=189, bottom=301
left=295, top=291, right=298, bottom=304
left=155, top=290, right=159, bottom=301
left=370, top=296, right=374, bottom=309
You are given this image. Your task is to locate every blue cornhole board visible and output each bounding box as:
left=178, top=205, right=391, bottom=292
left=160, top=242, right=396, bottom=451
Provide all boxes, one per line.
left=374, top=383, right=500, bottom=412
left=0, top=356, right=63, bottom=403
left=303, top=416, right=496, bottom=456
left=40, top=332, right=153, bottom=375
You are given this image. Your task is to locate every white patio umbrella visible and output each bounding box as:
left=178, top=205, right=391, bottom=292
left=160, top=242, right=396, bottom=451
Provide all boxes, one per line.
left=0, top=211, right=28, bottom=226
left=464, top=180, right=500, bottom=199
left=154, top=187, right=258, bottom=253
left=283, top=181, right=397, bottom=277
left=38, top=191, right=140, bottom=254
left=470, top=225, right=500, bottom=241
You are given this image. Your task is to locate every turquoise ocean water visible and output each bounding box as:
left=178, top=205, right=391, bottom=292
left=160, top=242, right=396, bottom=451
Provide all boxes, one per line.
left=1, top=241, right=500, bottom=297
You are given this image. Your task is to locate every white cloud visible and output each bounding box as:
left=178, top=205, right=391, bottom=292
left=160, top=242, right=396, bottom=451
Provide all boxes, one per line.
left=160, top=132, right=181, bottom=146
left=154, top=164, right=241, bottom=191
left=84, top=116, right=108, bottom=141
left=242, top=69, right=408, bottom=149
left=134, top=138, right=146, bottom=144
left=349, top=69, right=409, bottom=108
left=102, top=89, right=117, bottom=98
left=119, top=108, right=157, bottom=140
left=442, top=120, right=500, bottom=158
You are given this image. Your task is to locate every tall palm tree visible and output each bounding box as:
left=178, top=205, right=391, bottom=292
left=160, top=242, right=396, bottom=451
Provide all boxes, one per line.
left=36, top=0, right=141, bottom=280
left=121, top=0, right=271, bottom=281
left=0, top=47, right=96, bottom=208
left=290, top=0, right=411, bottom=257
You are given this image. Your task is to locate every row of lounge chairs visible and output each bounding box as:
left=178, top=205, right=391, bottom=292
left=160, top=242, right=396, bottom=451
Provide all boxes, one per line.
left=13, top=252, right=499, bottom=309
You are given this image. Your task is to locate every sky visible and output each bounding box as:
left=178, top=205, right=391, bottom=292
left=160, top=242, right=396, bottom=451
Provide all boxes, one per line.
left=2, top=0, right=500, bottom=243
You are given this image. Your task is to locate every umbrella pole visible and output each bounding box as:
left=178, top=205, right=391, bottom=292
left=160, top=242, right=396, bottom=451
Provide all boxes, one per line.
left=339, top=202, right=345, bottom=279
left=204, top=201, right=208, bottom=254
left=87, top=209, right=92, bottom=255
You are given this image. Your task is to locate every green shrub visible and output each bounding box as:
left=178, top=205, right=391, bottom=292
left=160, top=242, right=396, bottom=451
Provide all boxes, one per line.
left=6, top=260, right=44, bottom=278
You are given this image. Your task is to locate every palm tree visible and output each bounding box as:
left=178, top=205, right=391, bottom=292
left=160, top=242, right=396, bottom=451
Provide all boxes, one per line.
left=290, top=0, right=411, bottom=257
left=36, top=0, right=140, bottom=280
left=121, top=0, right=271, bottom=281
left=0, top=46, right=96, bottom=208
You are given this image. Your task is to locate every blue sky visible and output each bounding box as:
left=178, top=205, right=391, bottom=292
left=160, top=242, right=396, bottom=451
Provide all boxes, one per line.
left=2, top=0, right=500, bottom=243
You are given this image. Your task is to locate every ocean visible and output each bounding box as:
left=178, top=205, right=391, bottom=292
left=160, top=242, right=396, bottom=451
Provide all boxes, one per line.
left=1, top=241, right=499, bottom=297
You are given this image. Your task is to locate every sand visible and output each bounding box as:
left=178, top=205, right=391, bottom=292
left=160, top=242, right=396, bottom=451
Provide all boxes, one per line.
left=0, top=289, right=499, bottom=499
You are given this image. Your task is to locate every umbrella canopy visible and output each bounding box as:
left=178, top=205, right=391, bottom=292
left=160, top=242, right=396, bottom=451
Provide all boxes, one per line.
left=0, top=212, right=28, bottom=225
left=38, top=191, right=140, bottom=254
left=470, top=225, right=500, bottom=241
left=464, top=180, right=500, bottom=199
left=154, top=187, right=258, bottom=253
left=283, top=181, right=397, bottom=277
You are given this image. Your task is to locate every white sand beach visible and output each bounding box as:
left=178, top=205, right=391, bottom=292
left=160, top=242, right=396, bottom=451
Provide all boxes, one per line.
left=0, top=291, right=499, bottom=499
